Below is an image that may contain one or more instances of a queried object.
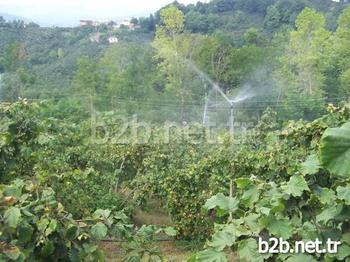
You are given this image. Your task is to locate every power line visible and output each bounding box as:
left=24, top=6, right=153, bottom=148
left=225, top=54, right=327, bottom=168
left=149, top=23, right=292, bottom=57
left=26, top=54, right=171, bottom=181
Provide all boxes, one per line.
left=4, top=94, right=349, bottom=111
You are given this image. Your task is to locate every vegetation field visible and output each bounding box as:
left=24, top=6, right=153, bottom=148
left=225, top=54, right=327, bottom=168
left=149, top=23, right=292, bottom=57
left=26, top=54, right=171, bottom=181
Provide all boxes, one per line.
left=1, top=0, right=350, bottom=261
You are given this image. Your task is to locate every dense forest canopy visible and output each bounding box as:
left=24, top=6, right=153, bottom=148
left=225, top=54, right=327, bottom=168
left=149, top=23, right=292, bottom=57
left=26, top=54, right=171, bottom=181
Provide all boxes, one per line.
left=139, top=0, right=349, bottom=34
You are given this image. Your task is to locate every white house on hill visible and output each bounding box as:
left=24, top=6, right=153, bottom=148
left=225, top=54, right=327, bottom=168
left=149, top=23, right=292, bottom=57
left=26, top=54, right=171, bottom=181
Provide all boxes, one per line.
left=108, top=37, right=119, bottom=44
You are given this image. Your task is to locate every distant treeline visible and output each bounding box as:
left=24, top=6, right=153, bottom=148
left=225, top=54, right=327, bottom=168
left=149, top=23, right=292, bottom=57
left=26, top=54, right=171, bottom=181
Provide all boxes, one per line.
left=136, top=0, right=349, bottom=35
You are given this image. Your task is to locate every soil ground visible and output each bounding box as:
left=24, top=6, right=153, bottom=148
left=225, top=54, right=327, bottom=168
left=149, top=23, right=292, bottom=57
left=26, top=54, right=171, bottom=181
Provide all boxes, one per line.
left=100, top=196, right=193, bottom=261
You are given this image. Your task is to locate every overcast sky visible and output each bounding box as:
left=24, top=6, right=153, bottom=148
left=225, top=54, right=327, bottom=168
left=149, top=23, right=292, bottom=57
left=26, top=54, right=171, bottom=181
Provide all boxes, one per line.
left=0, top=0, right=202, bottom=26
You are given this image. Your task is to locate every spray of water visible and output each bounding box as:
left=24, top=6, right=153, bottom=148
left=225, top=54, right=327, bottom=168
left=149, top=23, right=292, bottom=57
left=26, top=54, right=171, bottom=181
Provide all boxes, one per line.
left=182, top=57, right=256, bottom=106
left=230, top=85, right=256, bottom=104
left=183, top=59, right=232, bottom=104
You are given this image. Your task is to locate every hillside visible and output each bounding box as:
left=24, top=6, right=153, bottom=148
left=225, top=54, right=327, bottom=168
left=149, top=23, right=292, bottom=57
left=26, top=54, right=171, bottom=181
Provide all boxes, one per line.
left=0, top=0, right=349, bottom=120
left=0, top=0, right=348, bottom=100
left=138, top=0, right=349, bottom=40
left=0, top=24, right=152, bottom=97
left=0, top=12, right=32, bottom=23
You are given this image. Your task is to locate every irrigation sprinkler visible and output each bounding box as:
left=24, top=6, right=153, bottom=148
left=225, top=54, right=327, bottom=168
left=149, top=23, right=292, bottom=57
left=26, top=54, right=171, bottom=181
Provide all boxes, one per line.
left=202, top=85, right=236, bottom=143
left=230, top=102, right=234, bottom=142
left=203, top=92, right=208, bottom=125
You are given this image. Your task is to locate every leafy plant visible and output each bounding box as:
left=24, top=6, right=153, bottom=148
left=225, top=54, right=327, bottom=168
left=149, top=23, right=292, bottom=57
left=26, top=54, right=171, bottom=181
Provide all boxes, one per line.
left=320, top=122, right=350, bottom=177
left=191, top=110, right=350, bottom=261
left=0, top=179, right=118, bottom=261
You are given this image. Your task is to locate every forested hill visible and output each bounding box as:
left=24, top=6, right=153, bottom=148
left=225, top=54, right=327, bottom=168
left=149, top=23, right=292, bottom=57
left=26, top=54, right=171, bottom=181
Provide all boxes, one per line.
left=0, top=22, right=152, bottom=96
left=1, top=0, right=350, bottom=123
left=140, top=0, right=349, bottom=36
left=0, top=26, right=105, bottom=93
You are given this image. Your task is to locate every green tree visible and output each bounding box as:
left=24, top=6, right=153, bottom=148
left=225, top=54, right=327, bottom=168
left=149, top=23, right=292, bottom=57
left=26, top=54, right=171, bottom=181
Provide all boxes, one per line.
left=98, top=43, right=158, bottom=114
left=192, top=35, right=269, bottom=93
left=341, top=69, right=350, bottom=94
left=185, top=11, right=208, bottom=33
left=0, top=42, right=34, bottom=101
left=243, top=27, right=266, bottom=46
left=276, top=8, right=331, bottom=119
left=157, top=5, right=185, bottom=38
left=264, top=5, right=282, bottom=33
left=0, top=42, right=23, bottom=72
left=333, top=7, right=350, bottom=95
left=153, top=6, right=203, bottom=120
left=72, top=57, right=100, bottom=108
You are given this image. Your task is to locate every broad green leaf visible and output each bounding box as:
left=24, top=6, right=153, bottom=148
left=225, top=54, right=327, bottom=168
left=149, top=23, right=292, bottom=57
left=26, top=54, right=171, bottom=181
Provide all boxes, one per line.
left=223, top=222, right=249, bottom=238
left=18, top=226, right=33, bottom=243
left=342, top=233, right=350, bottom=245
left=258, top=206, right=270, bottom=216
left=235, top=178, right=251, bottom=189
left=45, top=219, right=58, bottom=236
left=66, top=225, right=79, bottom=240
left=37, top=218, right=49, bottom=233
left=284, top=175, right=309, bottom=197
left=207, top=231, right=235, bottom=251
left=4, top=179, right=24, bottom=198
left=91, top=222, right=107, bottom=240
left=300, top=154, right=321, bottom=175
left=41, top=240, right=55, bottom=257
left=196, top=249, right=227, bottom=262
left=22, top=208, right=34, bottom=217
left=336, top=206, right=350, bottom=221
left=241, top=185, right=260, bottom=208
left=290, top=215, right=302, bottom=228
left=244, top=213, right=261, bottom=234
left=298, top=222, right=319, bottom=241
left=137, top=225, right=158, bottom=238
left=237, top=238, right=269, bottom=262
left=284, top=253, right=317, bottom=262
left=337, top=186, right=350, bottom=205
left=203, top=193, right=239, bottom=213
left=315, top=187, right=336, bottom=205
left=337, top=244, right=350, bottom=261
left=320, top=122, right=350, bottom=177
left=267, top=218, right=293, bottom=239
left=316, top=204, right=343, bottom=224
left=164, top=227, right=178, bottom=237
left=114, top=211, right=129, bottom=222
left=93, top=209, right=111, bottom=219
left=4, top=207, right=21, bottom=228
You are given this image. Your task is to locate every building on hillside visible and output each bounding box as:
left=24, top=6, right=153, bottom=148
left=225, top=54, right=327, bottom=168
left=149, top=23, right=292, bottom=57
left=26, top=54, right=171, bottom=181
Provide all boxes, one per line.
left=113, top=19, right=136, bottom=30
left=79, top=18, right=137, bottom=30
left=80, top=20, right=100, bottom=27
left=90, top=33, right=101, bottom=43
left=108, top=36, right=119, bottom=44
left=80, top=20, right=92, bottom=26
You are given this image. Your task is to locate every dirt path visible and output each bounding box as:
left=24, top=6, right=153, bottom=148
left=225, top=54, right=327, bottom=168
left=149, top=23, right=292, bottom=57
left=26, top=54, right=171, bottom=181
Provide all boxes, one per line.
left=100, top=198, right=192, bottom=261
left=100, top=240, right=192, bottom=262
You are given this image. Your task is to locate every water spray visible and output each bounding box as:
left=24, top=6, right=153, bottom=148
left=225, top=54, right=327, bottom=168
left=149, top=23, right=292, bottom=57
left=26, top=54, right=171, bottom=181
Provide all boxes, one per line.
left=177, top=53, right=256, bottom=138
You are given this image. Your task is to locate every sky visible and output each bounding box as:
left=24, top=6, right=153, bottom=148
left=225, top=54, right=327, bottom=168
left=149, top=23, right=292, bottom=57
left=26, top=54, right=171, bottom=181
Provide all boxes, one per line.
left=0, top=0, right=203, bottom=26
